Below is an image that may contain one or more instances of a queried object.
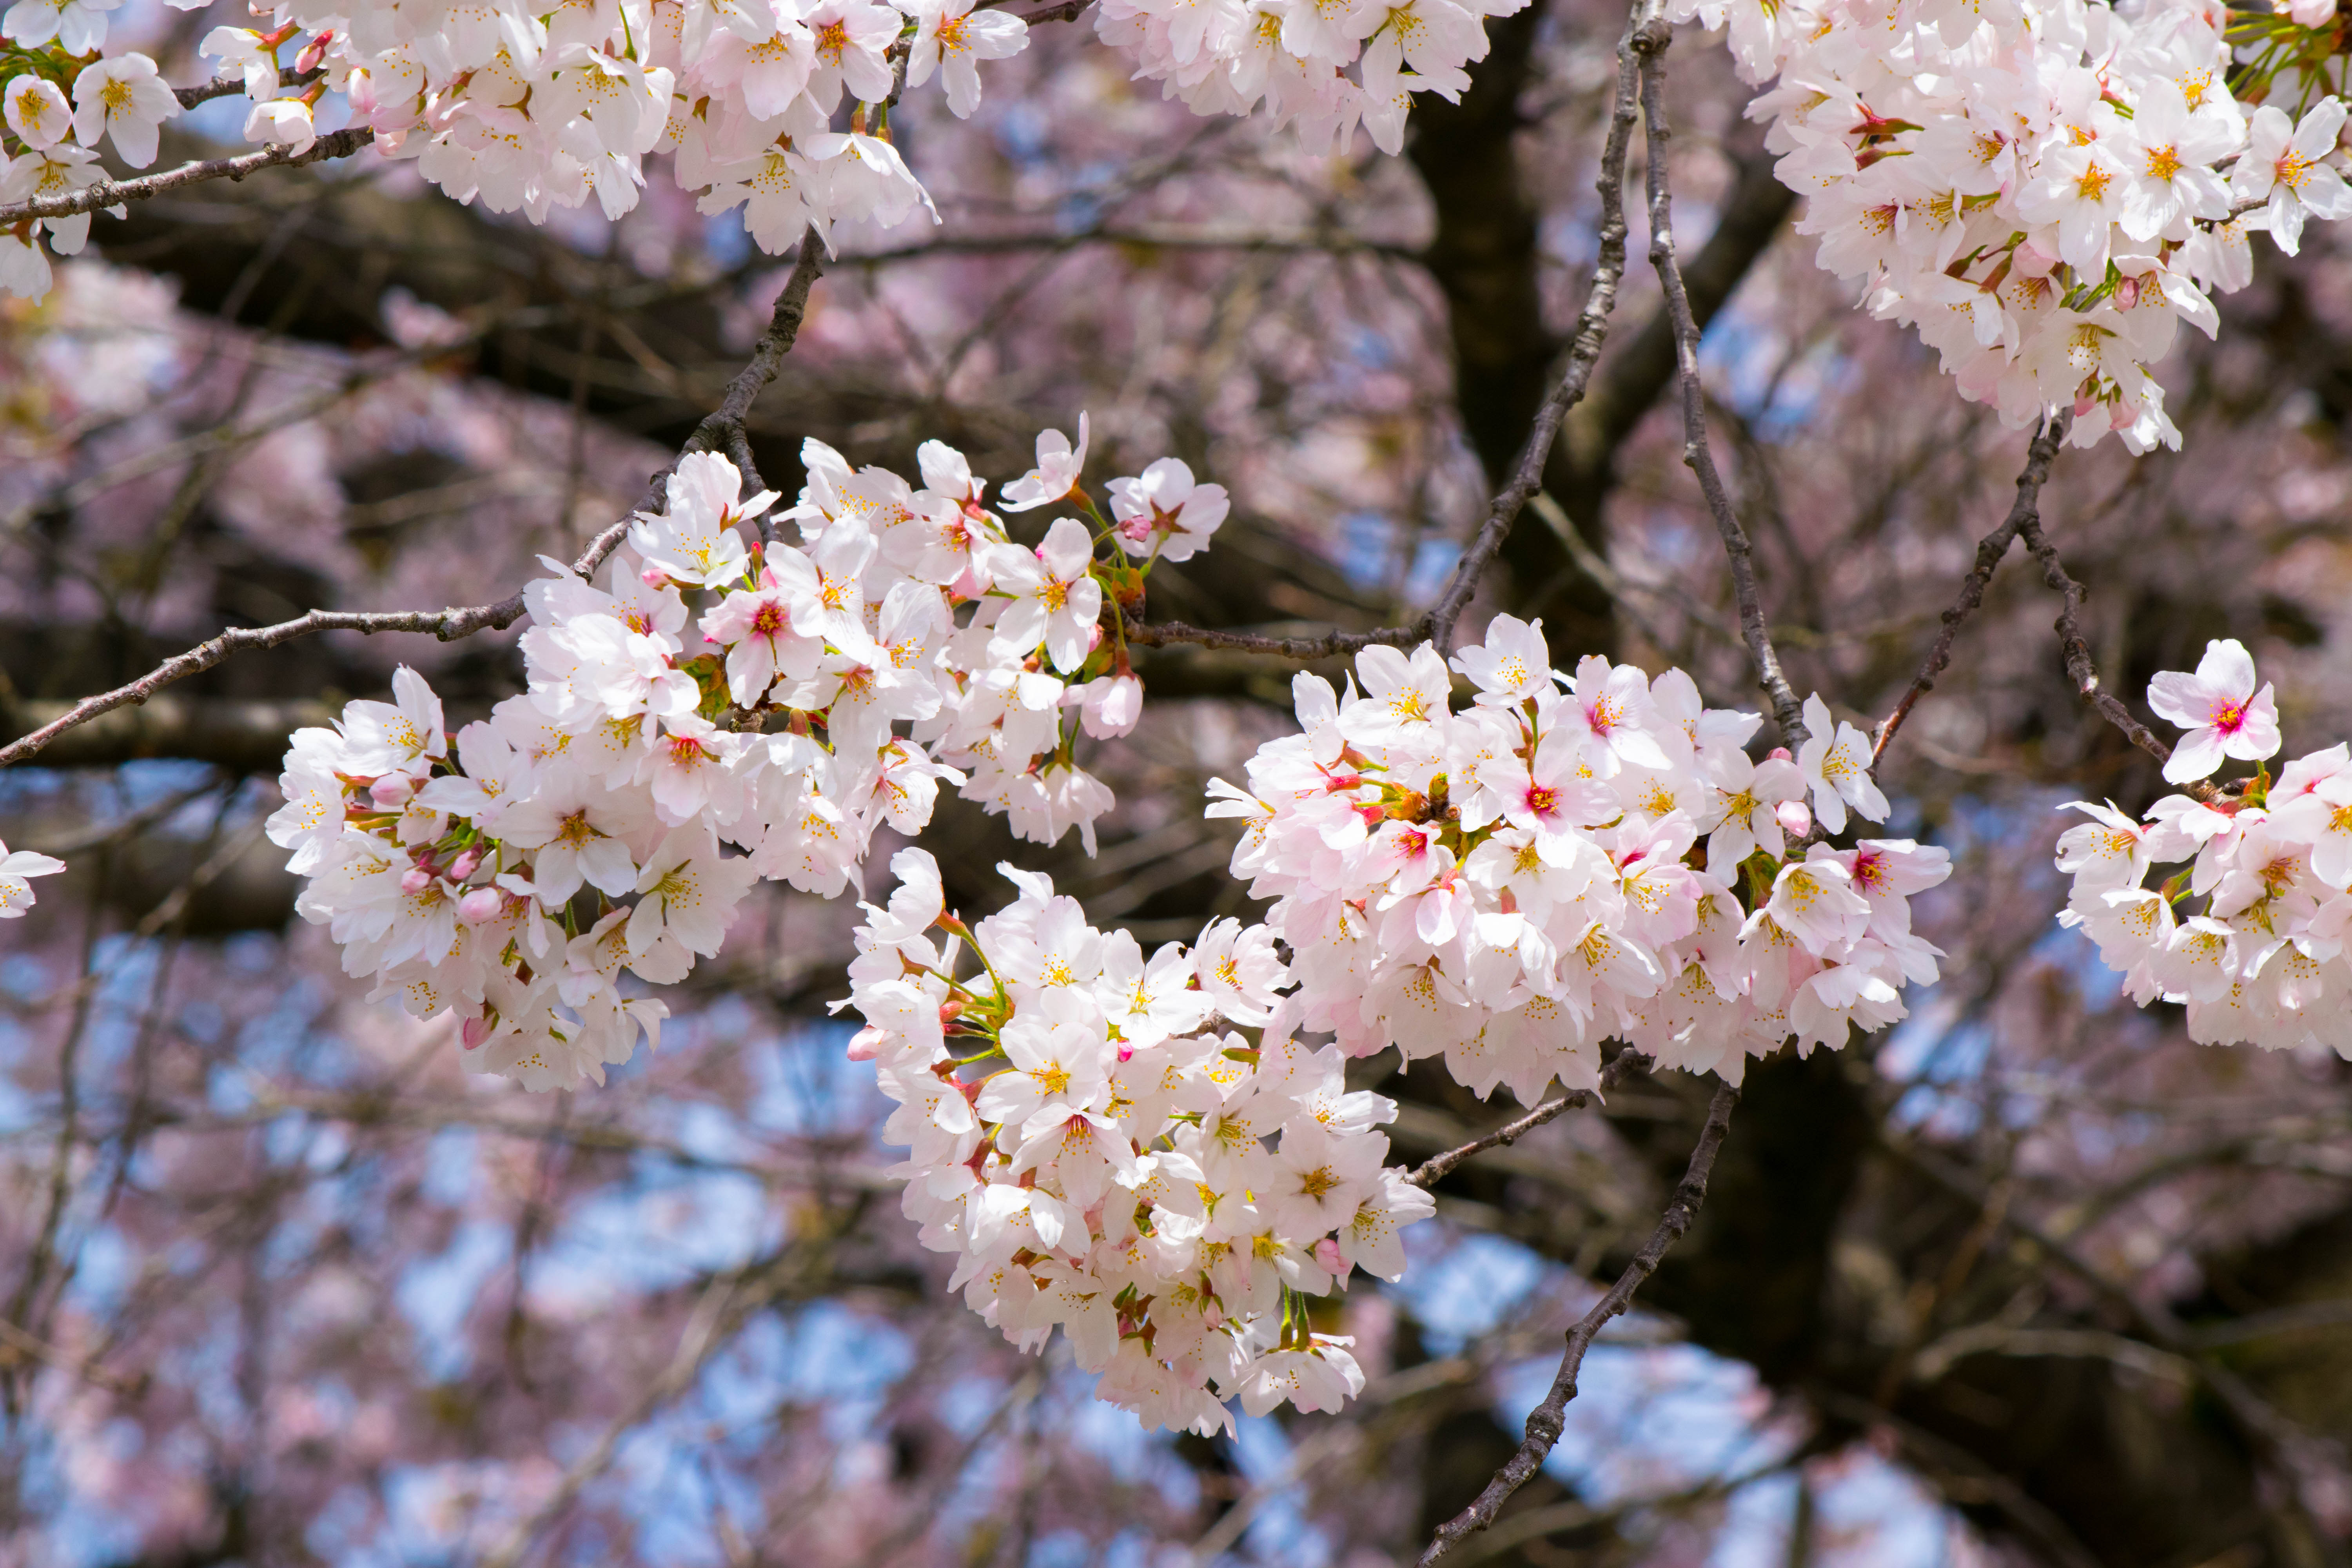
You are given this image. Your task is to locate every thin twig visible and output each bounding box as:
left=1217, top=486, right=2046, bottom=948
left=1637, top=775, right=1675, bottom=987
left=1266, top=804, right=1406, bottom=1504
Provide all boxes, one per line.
left=1405, top=1050, right=1652, bottom=1189
left=2014, top=515, right=2177, bottom=770
left=1416, top=1078, right=1740, bottom=1567
left=1871, top=414, right=2070, bottom=766
left=174, top=65, right=323, bottom=110
left=0, top=127, right=375, bottom=226
left=0, top=236, right=826, bottom=772
left=1635, top=27, right=1805, bottom=746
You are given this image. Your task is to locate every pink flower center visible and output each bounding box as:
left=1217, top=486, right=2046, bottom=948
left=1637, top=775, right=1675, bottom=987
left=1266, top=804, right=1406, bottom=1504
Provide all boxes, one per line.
left=2209, top=698, right=2245, bottom=735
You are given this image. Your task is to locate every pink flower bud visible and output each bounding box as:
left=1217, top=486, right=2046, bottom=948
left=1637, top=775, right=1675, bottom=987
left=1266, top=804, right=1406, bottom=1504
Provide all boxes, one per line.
left=457, top=887, right=503, bottom=924
left=460, top=1015, right=494, bottom=1050
left=641, top=566, right=669, bottom=588
left=2013, top=240, right=2060, bottom=279
left=1767, top=746, right=1792, bottom=763
left=369, top=774, right=413, bottom=808
left=399, top=866, right=434, bottom=895
left=1313, top=1238, right=1346, bottom=1277
left=1776, top=799, right=1813, bottom=838
left=447, top=846, right=484, bottom=881
left=2114, top=275, right=2139, bottom=310
left=846, top=1025, right=884, bottom=1062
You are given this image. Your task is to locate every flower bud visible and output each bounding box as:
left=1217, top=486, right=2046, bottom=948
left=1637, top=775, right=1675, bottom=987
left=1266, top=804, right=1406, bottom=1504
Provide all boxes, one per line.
left=457, top=886, right=503, bottom=924
left=1776, top=799, right=1812, bottom=838
left=1313, top=1238, right=1345, bottom=1277
left=400, top=865, right=434, bottom=895
left=1767, top=746, right=1792, bottom=763
left=460, top=1014, right=494, bottom=1049
left=447, top=846, right=484, bottom=881
left=846, top=1025, right=885, bottom=1062
left=369, top=774, right=413, bottom=808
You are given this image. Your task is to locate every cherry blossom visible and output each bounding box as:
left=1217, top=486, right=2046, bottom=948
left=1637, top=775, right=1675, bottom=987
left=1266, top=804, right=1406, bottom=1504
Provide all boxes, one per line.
left=2146, top=637, right=2281, bottom=784
left=0, top=837, right=66, bottom=918
left=1107, top=457, right=1230, bottom=563
left=4, top=75, right=71, bottom=149
left=1795, top=693, right=1889, bottom=835
left=999, top=415, right=1091, bottom=513
left=2232, top=99, right=2352, bottom=256
left=897, top=0, right=1029, bottom=118
left=69, top=53, right=177, bottom=168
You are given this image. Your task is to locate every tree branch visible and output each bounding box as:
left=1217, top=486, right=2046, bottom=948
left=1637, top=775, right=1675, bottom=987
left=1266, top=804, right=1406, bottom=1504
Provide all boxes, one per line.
left=0, top=127, right=376, bottom=226
left=1870, top=414, right=2069, bottom=767
left=0, top=696, right=331, bottom=773
left=1416, top=1078, right=1739, bottom=1567
left=0, top=236, right=827, bottom=773
left=1635, top=29, right=1806, bottom=746
left=174, top=65, right=323, bottom=110
left=2014, top=514, right=2178, bottom=771
left=1405, top=1049, right=1652, bottom=1189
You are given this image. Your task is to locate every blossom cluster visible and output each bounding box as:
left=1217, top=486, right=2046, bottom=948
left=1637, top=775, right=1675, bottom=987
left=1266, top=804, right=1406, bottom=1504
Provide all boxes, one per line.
left=840, top=847, right=1434, bottom=1432
left=1205, top=615, right=1955, bottom=1093
left=1, top=0, right=1027, bottom=298
left=0, top=0, right=1537, bottom=303
left=1672, top=0, right=2352, bottom=450
left=1094, top=0, right=1527, bottom=156
left=264, top=426, right=1226, bottom=1089
left=2058, top=637, right=2352, bottom=1055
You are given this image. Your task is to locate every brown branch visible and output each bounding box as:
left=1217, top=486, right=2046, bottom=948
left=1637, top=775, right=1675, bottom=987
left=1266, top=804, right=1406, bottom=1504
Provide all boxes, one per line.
left=2013, top=515, right=2177, bottom=771
left=1871, top=414, right=2070, bottom=767
left=1416, top=1078, right=1739, bottom=1567
left=1120, top=616, right=1417, bottom=659
left=0, top=127, right=376, bottom=225
left=1635, top=29, right=1806, bottom=746
left=175, top=65, right=322, bottom=110
left=0, top=236, right=826, bottom=773
left=1405, top=1049, right=1651, bottom=1189
left=0, top=695, right=328, bottom=773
